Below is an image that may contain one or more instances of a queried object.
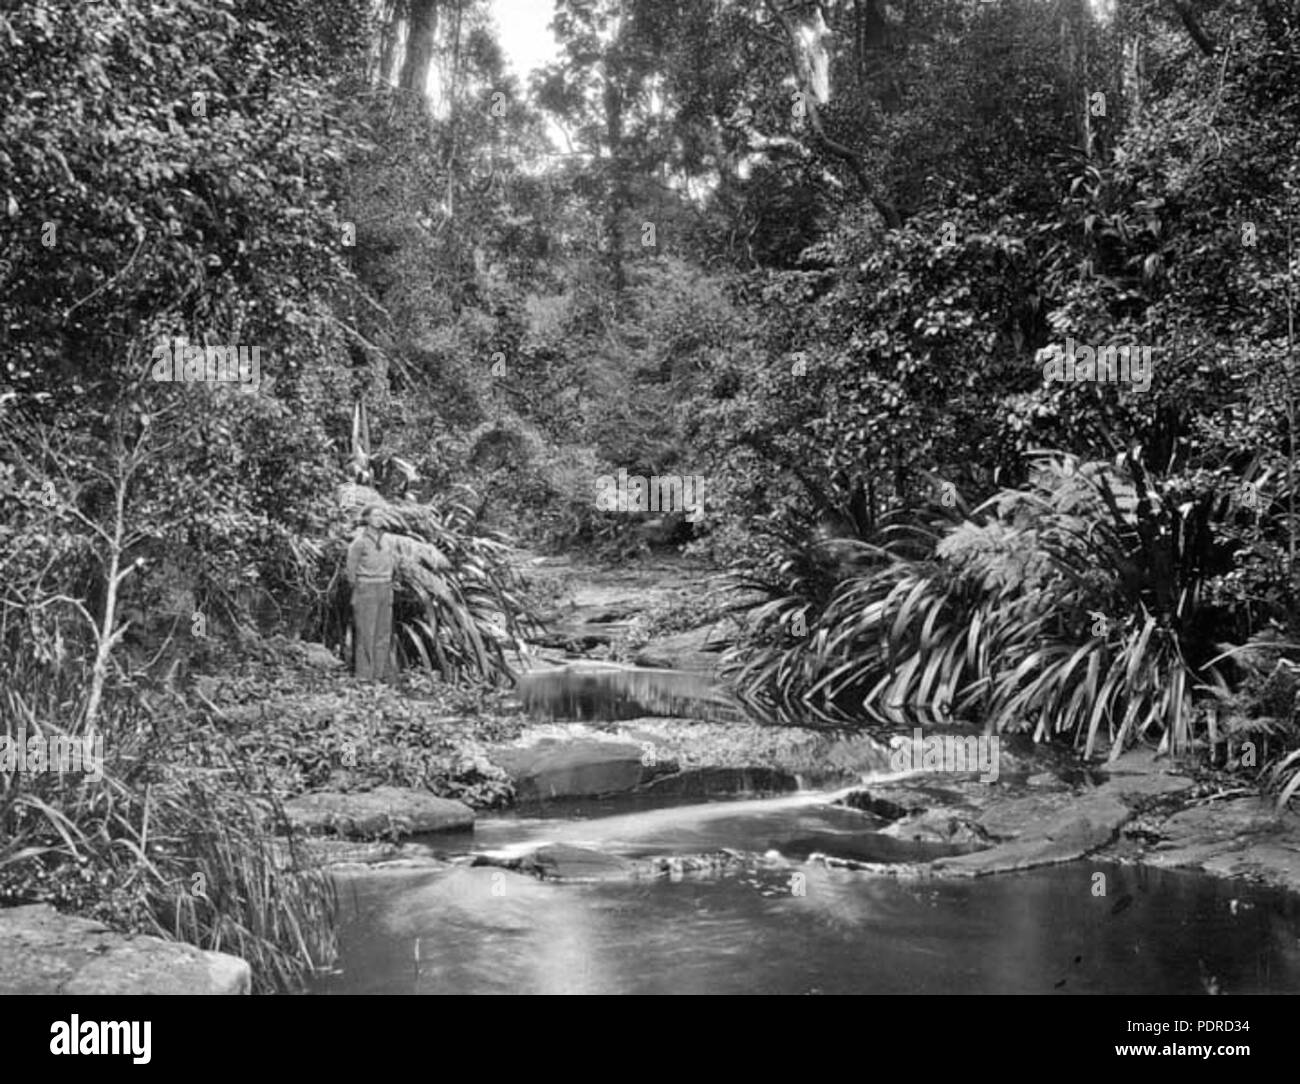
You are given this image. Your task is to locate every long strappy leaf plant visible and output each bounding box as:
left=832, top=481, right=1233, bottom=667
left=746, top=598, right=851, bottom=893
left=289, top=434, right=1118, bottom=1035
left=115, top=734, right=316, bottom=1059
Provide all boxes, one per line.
left=725, top=451, right=1240, bottom=758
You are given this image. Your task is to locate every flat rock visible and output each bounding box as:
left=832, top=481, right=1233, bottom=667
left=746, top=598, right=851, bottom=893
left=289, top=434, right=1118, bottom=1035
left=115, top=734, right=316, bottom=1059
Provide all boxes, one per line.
left=934, top=790, right=1131, bottom=876
left=1142, top=837, right=1300, bottom=895
left=1155, top=797, right=1285, bottom=847
left=976, top=791, right=1084, bottom=841
left=1132, top=797, right=1300, bottom=895
left=282, top=787, right=474, bottom=838
left=633, top=626, right=727, bottom=672
left=490, top=737, right=666, bottom=801
left=0, top=904, right=250, bottom=995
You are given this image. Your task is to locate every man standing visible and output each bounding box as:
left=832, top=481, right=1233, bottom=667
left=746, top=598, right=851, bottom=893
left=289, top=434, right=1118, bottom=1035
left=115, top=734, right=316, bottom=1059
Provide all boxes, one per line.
left=346, top=504, right=396, bottom=681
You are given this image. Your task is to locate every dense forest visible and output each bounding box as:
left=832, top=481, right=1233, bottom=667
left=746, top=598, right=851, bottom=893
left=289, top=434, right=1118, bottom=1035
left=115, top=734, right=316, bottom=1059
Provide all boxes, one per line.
left=2, top=0, right=1300, bottom=991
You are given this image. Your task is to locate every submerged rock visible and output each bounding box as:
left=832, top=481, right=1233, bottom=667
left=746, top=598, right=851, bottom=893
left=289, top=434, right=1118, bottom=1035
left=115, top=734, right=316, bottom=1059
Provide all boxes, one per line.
left=781, top=831, right=985, bottom=864
left=810, top=855, right=935, bottom=879
left=472, top=844, right=751, bottom=883
left=836, top=790, right=919, bottom=822
left=379, top=866, right=553, bottom=937
left=636, top=851, right=749, bottom=878
left=481, top=844, right=637, bottom=882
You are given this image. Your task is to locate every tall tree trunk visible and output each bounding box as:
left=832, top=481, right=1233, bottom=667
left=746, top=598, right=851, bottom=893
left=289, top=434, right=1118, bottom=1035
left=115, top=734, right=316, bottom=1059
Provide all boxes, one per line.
left=1287, top=218, right=1297, bottom=590
left=400, top=0, right=438, bottom=96
left=858, top=0, right=899, bottom=110
left=603, top=64, right=628, bottom=293
left=1122, top=34, right=1143, bottom=118
left=1059, top=0, right=1092, bottom=157
left=376, top=0, right=406, bottom=86
left=444, top=0, right=463, bottom=215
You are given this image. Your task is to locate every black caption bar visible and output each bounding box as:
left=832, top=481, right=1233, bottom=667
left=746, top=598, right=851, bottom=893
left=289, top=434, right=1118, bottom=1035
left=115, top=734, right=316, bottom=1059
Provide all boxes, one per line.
left=1, top=993, right=1295, bottom=1074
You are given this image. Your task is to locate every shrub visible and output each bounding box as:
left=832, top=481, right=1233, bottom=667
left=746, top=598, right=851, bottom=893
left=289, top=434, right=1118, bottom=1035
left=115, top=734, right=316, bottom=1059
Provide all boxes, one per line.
left=204, top=663, right=520, bottom=809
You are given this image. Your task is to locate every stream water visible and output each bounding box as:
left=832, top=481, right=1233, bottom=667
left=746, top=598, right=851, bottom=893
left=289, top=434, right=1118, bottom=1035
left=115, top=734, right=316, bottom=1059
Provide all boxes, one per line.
left=314, top=787, right=1300, bottom=995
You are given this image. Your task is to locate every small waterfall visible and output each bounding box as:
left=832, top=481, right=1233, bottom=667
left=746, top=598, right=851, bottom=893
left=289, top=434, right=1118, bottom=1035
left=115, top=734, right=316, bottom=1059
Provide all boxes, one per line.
left=468, top=784, right=868, bottom=860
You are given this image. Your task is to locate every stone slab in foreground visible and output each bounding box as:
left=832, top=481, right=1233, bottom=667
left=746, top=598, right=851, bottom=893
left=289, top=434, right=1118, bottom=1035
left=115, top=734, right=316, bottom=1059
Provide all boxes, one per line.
left=283, top=786, right=474, bottom=839
left=0, top=904, right=250, bottom=995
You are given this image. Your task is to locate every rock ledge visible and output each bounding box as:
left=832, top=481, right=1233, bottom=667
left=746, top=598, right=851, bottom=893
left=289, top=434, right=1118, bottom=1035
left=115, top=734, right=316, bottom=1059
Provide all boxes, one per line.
left=0, top=903, right=250, bottom=995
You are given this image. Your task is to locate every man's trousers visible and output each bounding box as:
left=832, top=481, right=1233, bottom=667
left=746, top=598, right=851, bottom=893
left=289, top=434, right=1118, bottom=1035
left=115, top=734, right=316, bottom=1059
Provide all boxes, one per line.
left=352, top=581, right=393, bottom=681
